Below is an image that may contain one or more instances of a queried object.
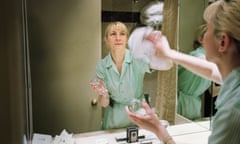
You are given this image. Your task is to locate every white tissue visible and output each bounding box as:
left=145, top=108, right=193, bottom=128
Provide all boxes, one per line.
left=32, top=133, right=52, bottom=144
left=52, top=129, right=74, bottom=144
left=128, top=26, right=173, bottom=70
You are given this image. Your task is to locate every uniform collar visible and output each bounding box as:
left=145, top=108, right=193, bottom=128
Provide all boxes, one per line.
left=105, top=49, right=132, bottom=69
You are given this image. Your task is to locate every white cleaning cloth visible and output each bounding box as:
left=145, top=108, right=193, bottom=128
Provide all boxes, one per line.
left=128, top=26, right=173, bottom=70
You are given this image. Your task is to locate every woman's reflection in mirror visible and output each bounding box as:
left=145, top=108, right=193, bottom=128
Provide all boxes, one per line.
left=177, top=24, right=211, bottom=120
left=92, top=21, right=172, bottom=130
left=90, top=21, right=153, bottom=130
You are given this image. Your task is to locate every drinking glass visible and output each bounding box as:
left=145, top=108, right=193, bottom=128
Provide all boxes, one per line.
left=127, top=99, right=169, bottom=128
left=128, top=99, right=146, bottom=115
left=89, top=76, right=108, bottom=96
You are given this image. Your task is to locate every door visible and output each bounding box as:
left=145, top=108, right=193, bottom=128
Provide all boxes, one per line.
left=27, top=0, right=102, bottom=134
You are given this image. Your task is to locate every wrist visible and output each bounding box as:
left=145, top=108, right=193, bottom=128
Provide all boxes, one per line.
left=98, top=95, right=110, bottom=107
left=163, top=135, right=175, bottom=144
left=155, top=125, right=175, bottom=144
left=166, top=49, right=177, bottom=59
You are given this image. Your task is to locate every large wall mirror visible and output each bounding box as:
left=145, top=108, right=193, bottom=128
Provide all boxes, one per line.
left=24, top=0, right=215, bottom=139
left=27, top=0, right=159, bottom=136
left=28, top=0, right=102, bottom=135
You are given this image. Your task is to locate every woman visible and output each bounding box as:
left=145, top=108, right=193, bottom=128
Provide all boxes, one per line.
left=126, top=0, right=240, bottom=143
left=177, top=24, right=211, bottom=120
left=91, top=21, right=152, bottom=130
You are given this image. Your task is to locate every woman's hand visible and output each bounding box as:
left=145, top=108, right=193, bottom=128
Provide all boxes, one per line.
left=126, top=101, right=173, bottom=143
left=90, top=78, right=109, bottom=107
left=126, top=101, right=163, bottom=135
left=90, top=78, right=108, bottom=96
left=146, top=31, right=172, bottom=59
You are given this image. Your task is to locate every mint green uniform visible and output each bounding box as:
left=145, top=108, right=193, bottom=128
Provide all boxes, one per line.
left=209, top=67, right=240, bottom=144
left=177, top=47, right=211, bottom=120
left=96, top=49, right=150, bottom=130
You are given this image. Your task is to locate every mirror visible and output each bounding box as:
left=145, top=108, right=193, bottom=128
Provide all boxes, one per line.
left=26, top=0, right=159, bottom=136
left=24, top=0, right=215, bottom=138
left=178, top=0, right=217, bottom=121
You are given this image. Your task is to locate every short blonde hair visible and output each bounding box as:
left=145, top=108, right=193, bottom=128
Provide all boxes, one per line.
left=204, top=0, right=240, bottom=43
left=195, top=24, right=207, bottom=40
left=104, top=21, right=129, bottom=38
left=193, top=24, right=207, bottom=49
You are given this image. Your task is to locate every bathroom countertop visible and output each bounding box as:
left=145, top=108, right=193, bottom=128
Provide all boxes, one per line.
left=74, top=121, right=211, bottom=144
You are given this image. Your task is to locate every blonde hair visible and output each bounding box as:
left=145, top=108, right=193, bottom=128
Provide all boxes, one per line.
left=193, top=24, right=207, bottom=49
left=204, top=0, right=240, bottom=45
left=104, top=21, right=129, bottom=38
